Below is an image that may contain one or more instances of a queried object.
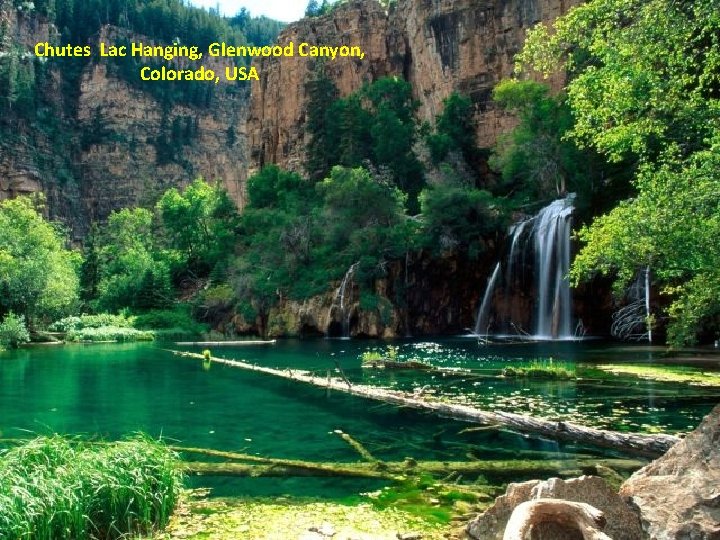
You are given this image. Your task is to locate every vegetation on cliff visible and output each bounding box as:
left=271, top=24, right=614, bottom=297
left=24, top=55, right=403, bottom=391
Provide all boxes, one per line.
left=516, top=0, right=720, bottom=345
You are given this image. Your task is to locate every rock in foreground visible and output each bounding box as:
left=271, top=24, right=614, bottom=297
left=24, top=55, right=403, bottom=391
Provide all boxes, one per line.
left=620, top=404, right=720, bottom=540
left=466, top=475, right=643, bottom=540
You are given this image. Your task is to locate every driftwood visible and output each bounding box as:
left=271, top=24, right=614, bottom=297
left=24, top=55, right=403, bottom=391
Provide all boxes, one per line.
left=504, top=499, right=612, bottom=540
left=170, top=350, right=680, bottom=458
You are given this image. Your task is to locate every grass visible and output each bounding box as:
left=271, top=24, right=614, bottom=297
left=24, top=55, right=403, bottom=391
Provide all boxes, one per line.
left=0, top=435, right=182, bottom=540
left=502, top=358, right=576, bottom=380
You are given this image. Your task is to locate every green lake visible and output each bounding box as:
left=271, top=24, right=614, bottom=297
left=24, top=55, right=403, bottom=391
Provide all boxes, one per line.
left=1, top=339, right=718, bottom=498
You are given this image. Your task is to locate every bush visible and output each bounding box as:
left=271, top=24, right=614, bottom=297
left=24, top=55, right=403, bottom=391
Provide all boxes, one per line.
left=65, top=326, right=154, bottom=343
left=0, top=435, right=181, bottom=540
left=49, top=313, right=135, bottom=332
left=0, top=312, right=30, bottom=349
left=133, top=305, right=209, bottom=337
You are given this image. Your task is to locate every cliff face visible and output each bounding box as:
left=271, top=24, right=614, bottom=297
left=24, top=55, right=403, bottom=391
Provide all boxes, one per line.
left=248, top=0, right=404, bottom=175
left=0, top=5, right=248, bottom=236
left=78, top=27, right=247, bottom=226
left=248, top=0, right=578, bottom=174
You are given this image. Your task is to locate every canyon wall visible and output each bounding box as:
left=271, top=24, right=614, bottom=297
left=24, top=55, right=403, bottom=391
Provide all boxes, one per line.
left=248, top=0, right=578, bottom=175
left=0, top=3, right=248, bottom=237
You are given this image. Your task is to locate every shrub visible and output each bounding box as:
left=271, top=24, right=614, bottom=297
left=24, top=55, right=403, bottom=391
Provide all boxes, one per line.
left=0, top=435, right=181, bottom=540
left=65, top=326, right=154, bottom=343
left=49, top=313, right=135, bottom=332
left=0, top=312, right=30, bottom=349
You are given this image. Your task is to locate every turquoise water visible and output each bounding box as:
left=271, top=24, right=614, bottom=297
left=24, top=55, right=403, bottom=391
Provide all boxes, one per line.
left=1, top=339, right=717, bottom=497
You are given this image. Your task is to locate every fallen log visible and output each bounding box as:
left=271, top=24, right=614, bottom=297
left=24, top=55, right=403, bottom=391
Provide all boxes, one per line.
left=181, top=457, right=645, bottom=480
left=503, top=499, right=612, bottom=540
left=175, top=340, right=277, bottom=346
left=169, top=350, right=680, bottom=458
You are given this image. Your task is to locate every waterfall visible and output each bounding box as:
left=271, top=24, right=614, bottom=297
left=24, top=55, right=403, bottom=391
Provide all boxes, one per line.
left=474, top=262, right=501, bottom=336
left=333, top=262, right=359, bottom=338
left=533, top=195, right=575, bottom=339
left=506, top=218, right=534, bottom=288
left=473, top=194, right=576, bottom=340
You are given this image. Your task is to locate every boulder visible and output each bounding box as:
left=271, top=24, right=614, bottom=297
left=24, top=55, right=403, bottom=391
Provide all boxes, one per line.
left=467, top=476, right=643, bottom=540
left=620, top=404, right=720, bottom=539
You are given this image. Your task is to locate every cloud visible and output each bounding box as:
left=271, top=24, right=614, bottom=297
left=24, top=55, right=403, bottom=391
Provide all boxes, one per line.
left=187, top=0, right=306, bottom=23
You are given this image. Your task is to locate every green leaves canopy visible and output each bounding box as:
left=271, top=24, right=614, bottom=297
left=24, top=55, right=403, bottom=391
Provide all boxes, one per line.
left=0, top=197, right=80, bottom=324
left=520, top=0, right=720, bottom=344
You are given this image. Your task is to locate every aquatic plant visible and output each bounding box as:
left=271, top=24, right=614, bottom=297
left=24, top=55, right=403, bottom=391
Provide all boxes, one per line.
left=0, top=435, right=181, bottom=540
left=361, top=351, right=385, bottom=363
left=502, top=358, right=576, bottom=379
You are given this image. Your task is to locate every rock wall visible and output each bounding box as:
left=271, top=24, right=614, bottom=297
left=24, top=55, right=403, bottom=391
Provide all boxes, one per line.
left=247, top=0, right=403, bottom=175
left=78, top=27, right=248, bottom=225
left=248, top=0, right=579, bottom=174
left=0, top=4, right=248, bottom=237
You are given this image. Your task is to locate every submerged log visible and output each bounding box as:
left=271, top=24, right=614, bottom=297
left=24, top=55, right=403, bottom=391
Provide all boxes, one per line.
left=175, top=340, right=277, bottom=346
left=182, top=457, right=645, bottom=480
left=169, top=351, right=680, bottom=458
left=362, top=359, right=434, bottom=370
left=503, top=499, right=612, bottom=540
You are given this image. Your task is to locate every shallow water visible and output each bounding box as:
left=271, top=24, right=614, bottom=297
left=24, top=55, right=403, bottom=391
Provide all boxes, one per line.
left=1, top=338, right=717, bottom=498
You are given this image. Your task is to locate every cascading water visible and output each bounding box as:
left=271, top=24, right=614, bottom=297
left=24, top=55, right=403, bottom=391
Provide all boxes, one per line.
left=533, top=195, right=575, bottom=338
left=506, top=218, right=534, bottom=288
left=332, top=262, right=359, bottom=338
left=474, top=262, right=501, bottom=336
left=474, top=194, right=576, bottom=340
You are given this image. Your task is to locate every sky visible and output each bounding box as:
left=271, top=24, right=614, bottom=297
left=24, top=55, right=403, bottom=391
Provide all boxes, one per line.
left=188, top=0, right=307, bottom=22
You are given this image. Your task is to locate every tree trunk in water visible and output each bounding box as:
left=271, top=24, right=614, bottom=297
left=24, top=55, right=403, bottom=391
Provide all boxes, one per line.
left=169, top=350, right=680, bottom=458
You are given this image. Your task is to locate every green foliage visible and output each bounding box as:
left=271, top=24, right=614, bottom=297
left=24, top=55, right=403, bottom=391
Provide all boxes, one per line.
left=92, top=207, right=174, bottom=312
left=49, top=312, right=135, bottom=332
left=233, top=165, right=411, bottom=327
left=0, top=312, right=30, bottom=349
left=305, top=75, right=424, bottom=210
left=156, top=178, right=240, bottom=279
left=419, top=186, right=507, bottom=258
left=518, top=0, right=719, bottom=164
left=426, top=93, right=477, bottom=165
left=65, top=325, right=154, bottom=342
left=520, top=0, right=720, bottom=344
left=229, top=8, right=285, bottom=46
left=502, top=358, right=576, bottom=379
left=0, top=436, right=181, bottom=540
left=0, top=196, right=80, bottom=325
left=133, top=305, right=208, bottom=336
left=572, top=142, right=720, bottom=345
left=490, top=80, right=616, bottom=204
left=305, top=63, right=340, bottom=180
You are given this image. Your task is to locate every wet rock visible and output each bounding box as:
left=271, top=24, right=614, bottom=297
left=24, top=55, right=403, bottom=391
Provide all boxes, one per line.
left=466, top=476, right=643, bottom=540
left=620, top=404, right=720, bottom=540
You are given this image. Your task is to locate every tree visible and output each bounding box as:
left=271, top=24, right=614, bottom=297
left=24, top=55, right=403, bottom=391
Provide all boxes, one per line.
left=519, top=0, right=720, bottom=344
left=156, top=178, right=239, bottom=279
left=0, top=196, right=80, bottom=325
left=305, top=0, right=320, bottom=17
left=305, top=64, right=339, bottom=180
left=489, top=80, right=615, bottom=204
left=426, top=92, right=478, bottom=165
left=94, top=208, right=173, bottom=312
